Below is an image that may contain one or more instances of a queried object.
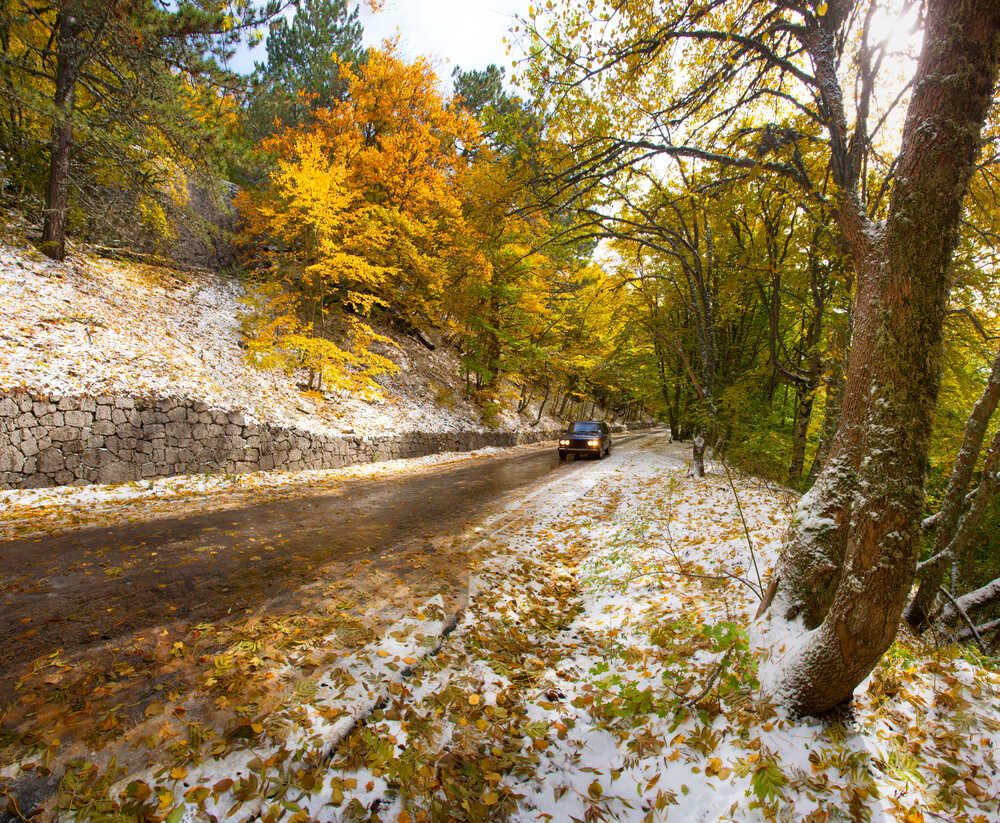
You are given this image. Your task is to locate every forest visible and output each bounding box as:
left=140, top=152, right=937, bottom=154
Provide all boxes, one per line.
left=1, top=0, right=999, bottom=718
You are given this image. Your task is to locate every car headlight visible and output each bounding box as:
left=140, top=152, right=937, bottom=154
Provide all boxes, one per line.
left=559, top=439, right=569, bottom=445
left=588, top=439, right=599, bottom=446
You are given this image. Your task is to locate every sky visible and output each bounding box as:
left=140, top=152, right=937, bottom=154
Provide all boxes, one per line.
left=230, top=0, right=532, bottom=89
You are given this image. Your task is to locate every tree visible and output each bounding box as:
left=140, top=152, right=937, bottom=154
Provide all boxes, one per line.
left=530, top=0, right=1000, bottom=714
left=238, top=46, right=478, bottom=391
left=0, top=0, right=282, bottom=260
left=248, top=0, right=364, bottom=137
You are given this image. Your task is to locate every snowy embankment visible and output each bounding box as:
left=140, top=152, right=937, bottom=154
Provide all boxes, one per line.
left=37, top=434, right=998, bottom=822
left=0, top=240, right=568, bottom=440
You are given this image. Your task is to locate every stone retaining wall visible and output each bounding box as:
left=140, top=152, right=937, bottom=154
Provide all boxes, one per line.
left=0, top=390, right=640, bottom=490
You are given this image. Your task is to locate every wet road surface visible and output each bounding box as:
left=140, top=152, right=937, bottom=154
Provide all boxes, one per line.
left=0, top=435, right=649, bottom=699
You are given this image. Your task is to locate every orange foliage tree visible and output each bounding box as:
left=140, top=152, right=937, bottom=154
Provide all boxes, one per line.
left=237, top=45, right=481, bottom=393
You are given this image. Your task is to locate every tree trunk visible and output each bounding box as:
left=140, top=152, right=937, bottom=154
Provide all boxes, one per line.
left=806, top=342, right=847, bottom=484
left=42, top=9, right=83, bottom=261
left=905, top=346, right=1000, bottom=629
left=532, top=382, right=550, bottom=426
left=787, top=377, right=817, bottom=488
left=762, top=0, right=1000, bottom=716
left=691, top=432, right=705, bottom=478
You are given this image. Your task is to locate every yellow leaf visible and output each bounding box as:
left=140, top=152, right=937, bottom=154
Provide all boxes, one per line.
left=402, top=656, right=418, bottom=665
left=468, top=694, right=481, bottom=705
left=169, top=766, right=187, bottom=781
left=817, top=2, right=828, bottom=15
left=483, top=791, right=499, bottom=806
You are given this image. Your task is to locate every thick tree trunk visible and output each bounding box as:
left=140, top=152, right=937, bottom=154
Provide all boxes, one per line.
left=41, top=9, right=83, bottom=261
left=762, top=0, right=1000, bottom=716
left=905, top=346, right=1000, bottom=629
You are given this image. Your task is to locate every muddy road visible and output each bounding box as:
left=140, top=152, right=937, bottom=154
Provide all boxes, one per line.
left=1, top=433, right=653, bottom=700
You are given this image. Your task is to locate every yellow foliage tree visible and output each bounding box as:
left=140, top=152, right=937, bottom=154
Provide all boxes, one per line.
left=238, top=45, right=481, bottom=393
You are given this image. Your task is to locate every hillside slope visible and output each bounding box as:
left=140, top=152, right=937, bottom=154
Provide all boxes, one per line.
left=0, top=239, right=579, bottom=438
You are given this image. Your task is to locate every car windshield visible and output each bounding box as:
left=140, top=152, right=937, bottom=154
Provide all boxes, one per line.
left=569, top=422, right=600, bottom=434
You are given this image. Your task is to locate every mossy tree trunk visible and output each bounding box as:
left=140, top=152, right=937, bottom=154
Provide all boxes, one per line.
left=761, top=0, right=1000, bottom=715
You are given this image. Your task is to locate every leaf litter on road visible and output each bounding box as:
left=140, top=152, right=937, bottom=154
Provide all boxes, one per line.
left=2, top=435, right=999, bottom=822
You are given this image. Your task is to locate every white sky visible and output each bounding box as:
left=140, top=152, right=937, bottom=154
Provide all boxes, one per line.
left=230, top=0, right=532, bottom=89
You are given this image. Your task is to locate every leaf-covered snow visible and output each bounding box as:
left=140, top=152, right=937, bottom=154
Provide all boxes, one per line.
left=2, top=435, right=999, bottom=822
left=0, top=241, right=566, bottom=439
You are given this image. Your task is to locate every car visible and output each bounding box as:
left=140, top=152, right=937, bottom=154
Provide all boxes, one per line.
left=558, top=420, right=612, bottom=460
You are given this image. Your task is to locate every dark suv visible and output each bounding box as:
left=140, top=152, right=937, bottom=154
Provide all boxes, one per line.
left=558, top=420, right=612, bottom=460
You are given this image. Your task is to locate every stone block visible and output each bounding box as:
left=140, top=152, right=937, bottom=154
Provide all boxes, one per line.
left=83, top=448, right=115, bottom=468
left=53, top=470, right=75, bottom=485
left=0, top=446, right=24, bottom=473
left=39, top=411, right=64, bottom=427
left=80, top=397, right=97, bottom=412
left=92, top=420, right=116, bottom=436
left=113, top=397, right=134, bottom=410
left=17, top=395, right=33, bottom=412
left=165, top=421, right=190, bottom=439
left=20, top=437, right=38, bottom=457
left=111, top=408, right=127, bottom=424
left=95, top=405, right=112, bottom=421
left=0, top=397, right=18, bottom=417
left=57, top=397, right=79, bottom=411
left=50, top=426, right=80, bottom=442
left=16, top=412, right=37, bottom=429
left=97, top=462, right=132, bottom=485
left=64, top=410, right=93, bottom=427
left=167, top=406, right=188, bottom=423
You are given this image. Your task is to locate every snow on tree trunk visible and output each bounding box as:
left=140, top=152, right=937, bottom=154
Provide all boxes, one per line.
left=760, top=0, right=1000, bottom=716
left=692, top=433, right=705, bottom=478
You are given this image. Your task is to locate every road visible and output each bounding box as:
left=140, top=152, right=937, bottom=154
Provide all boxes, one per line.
left=0, top=432, right=654, bottom=702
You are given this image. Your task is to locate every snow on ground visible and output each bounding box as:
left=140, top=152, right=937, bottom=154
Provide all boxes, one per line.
left=0, top=239, right=570, bottom=440
left=27, top=433, right=1000, bottom=822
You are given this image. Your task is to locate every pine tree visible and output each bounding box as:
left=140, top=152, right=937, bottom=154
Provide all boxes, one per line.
left=248, top=0, right=364, bottom=137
